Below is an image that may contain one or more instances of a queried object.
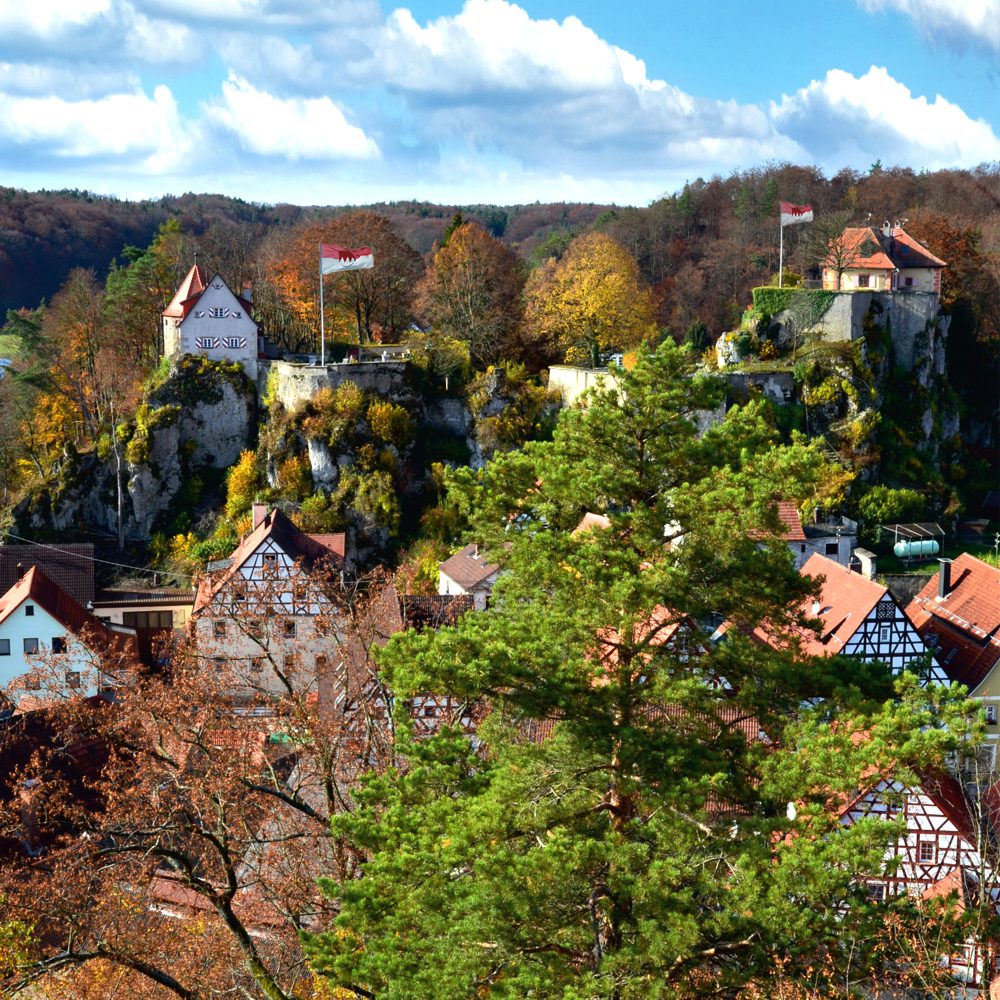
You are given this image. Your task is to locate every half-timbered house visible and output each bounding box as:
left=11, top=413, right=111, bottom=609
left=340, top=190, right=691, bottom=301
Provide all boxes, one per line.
left=752, top=554, right=948, bottom=684
left=907, top=555, right=1000, bottom=759
left=840, top=772, right=1000, bottom=988
left=192, top=505, right=346, bottom=700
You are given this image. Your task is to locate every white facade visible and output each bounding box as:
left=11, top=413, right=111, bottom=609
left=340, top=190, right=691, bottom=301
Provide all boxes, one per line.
left=438, top=570, right=497, bottom=611
left=0, top=599, right=114, bottom=702
left=163, top=273, right=259, bottom=378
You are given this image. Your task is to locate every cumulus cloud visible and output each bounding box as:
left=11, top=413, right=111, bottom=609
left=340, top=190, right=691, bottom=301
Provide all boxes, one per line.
left=202, top=73, right=380, bottom=160
left=0, top=83, right=191, bottom=170
left=771, top=65, right=1000, bottom=169
left=343, top=0, right=798, bottom=172
left=858, top=0, right=1000, bottom=57
left=143, top=0, right=382, bottom=29
left=0, top=0, right=199, bottom=66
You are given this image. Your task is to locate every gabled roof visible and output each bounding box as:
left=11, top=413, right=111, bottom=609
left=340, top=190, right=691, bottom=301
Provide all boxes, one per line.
left=0, top=543, right=95, bottom=606
left=888, top=228, right=947, bottom=269
left=572, top=511, right=611, bottom=536
left=906, top=553, right=1000, bottom=689
left=751, top=554, right=887, bottom=656
left=439, top=543, right=499, bottom=591
left=840, top=770, right=978, bottom=848
left=162, top=263, right=208, bottom=319
left=0, top=566, right=137, bottom=661
left=828, top=227, right=896, bottom=271
left=193, top=509, right=346, bottom=612
left=826, top=226, right=947, bottom=273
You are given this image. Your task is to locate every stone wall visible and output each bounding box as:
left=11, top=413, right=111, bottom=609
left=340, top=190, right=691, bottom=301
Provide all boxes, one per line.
left=721, top=371, right=796, bottom=406
left=260, top=360, right=411, bottom=412
left=547, top=365, right=612, bottom=406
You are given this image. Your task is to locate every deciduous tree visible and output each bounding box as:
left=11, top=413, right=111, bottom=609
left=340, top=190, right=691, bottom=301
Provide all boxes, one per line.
left=523, top=232, right=657, bottom=367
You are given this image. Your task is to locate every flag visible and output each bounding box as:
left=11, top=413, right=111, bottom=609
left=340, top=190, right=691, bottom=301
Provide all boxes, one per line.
left=780, top=202, right=813, bottom=226
left=321, top=243, right=374, bottom=273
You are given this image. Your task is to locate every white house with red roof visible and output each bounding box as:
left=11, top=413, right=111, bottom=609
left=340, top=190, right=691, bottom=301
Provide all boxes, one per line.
left=749, top=553, right=948, bottom=684
left=162, top=264, right=259, bottom=378
left=193, top=505, right=347, bottom=699
left=823, top=223, right=946, bottom=294
left=0, top=566, right=138, bottom=706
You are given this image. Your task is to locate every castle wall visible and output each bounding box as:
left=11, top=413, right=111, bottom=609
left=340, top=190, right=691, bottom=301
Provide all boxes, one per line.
left=259, top=360, right=410, bottom=411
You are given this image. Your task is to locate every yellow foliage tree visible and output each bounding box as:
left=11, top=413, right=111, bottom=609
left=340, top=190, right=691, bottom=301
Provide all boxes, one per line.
left=225, top=449, right=261, bottom=519
left=524, top=232, right=657, bottom=367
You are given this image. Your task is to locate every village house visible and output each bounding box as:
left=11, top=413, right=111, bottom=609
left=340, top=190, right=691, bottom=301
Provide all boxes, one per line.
left=746, top=553, right=949, bottom=684
left=840, top=771, right=1000, bottom=990
left=438, top=543, right=500, bottom=611
left=192, top=505, right=346, bottom=700
left=907, top=555, right=1000, bottom=758
left=823, top=222, right=946, bottom=293
left=162, top=263, right=260, bottom=378
left=0, top=566, right=138, bottom=706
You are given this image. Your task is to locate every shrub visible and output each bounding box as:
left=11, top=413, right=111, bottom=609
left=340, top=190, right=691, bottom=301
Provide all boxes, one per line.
left=367, top=400, right=414, bottom=448
left=225, top=450, right=261, bottom=520
left=277, top=454, right=313, bottom=500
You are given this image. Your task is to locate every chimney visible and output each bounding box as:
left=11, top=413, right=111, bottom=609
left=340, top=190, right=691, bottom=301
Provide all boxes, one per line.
left=811, top=600, right=822, bottom=617
left=854, top=547, right=877, bottom=580
left=882, top=220, right=892, bottom=237
left=252, top=503, right=268, bottom=530
left=937, top=558, right=953, bottom=600
left=242, top=282, right=253, bottom=304
left=15, top=562, right=23, bottom=579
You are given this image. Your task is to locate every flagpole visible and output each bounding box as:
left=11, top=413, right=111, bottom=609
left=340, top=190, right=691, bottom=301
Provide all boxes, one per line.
left=779, top=219, right=784, bottom=289
left=319, top=242, right=325, bottom=367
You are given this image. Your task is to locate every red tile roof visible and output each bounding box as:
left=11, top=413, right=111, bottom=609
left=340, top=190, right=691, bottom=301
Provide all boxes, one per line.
left=193, top=508, right=346, bottom=612
left=572, top=512, right=611, bottom=536
left=775, top=501, right=806, bottom=541
left=888, top=228, right=947, bottom=269
left=906, top=554, right=1000, bottom=689
left=0, top=566, right=138, bottom=661
left=753, top=554, right=886, bottom=656
left=162, top=263, right=208, bottom=319
left=0, top=543, right=95, bottom=606
left=828, top=227, right=896, bottom=271
left=826, top=226, right=947, bottom=273
left=438, top=543, right=499, bottom=591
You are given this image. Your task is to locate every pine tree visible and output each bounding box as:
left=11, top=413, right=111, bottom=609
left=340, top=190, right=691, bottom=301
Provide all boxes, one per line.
left=306, top=343, right=973, bottom=998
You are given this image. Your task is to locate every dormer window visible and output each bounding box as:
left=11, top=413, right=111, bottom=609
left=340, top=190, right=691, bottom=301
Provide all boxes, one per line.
left=25, top=605, right=34, bottom=617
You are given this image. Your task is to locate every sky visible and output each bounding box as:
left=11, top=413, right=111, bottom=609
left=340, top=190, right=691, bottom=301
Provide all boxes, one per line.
left=0, top=0, right=998, bottom=207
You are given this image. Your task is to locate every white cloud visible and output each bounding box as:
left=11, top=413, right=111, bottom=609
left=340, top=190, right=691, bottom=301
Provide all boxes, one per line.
left=858, top=0, right=1000, bottom=57
left=345, top=0, right=796, bottom=173
left=771, top=65, right=1000, bottom=169
left=142, top=0, right=381, bottom=29
left=202, top=73, right=380, bottom=160
left=0, top=83, right=190, bottom=169
left=0, top=62, right=139, bottom=99
left=0, top=0, right=198, bottom=66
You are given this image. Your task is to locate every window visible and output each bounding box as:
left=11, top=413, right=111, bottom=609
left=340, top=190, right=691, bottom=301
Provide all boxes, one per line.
left=904, top=276, right=913, bottom=287
left=866, top=882, right=885, bottom=902
left=825, top=542, right=839, bottom=556
left=423, top=704, right=436, bottom=718
left=0, top=639, right=8, bottom=656
left=858, top=274, right=870, bottom=288
left=233, top=586, right=246, bottom=602
left=987, top=705, right=998, bottom=725
left=282, top=620, right=296, bottom=638
left=879, top=624, right=891, bottom=644
left=23, top=638, right=39, bottom=655
left=262, top=553, right=277, bottom=570
left=24, top=605, right=34, bottom=617
left=24, top=672, right=41, bottom=691
left=800, top=544, right=806, bottom=553
left=65, top=671, right=81, bottom=689
left=293, top=582, right=307, bottom=602
left=283, top=654, right=296, bottom=672
left=51, top=637, right=66, bottom=654
left=213, top=620, right=227, bottom=638
left=212, top=656, right=226, bottom=671
left=918, top=841, right=935, bottom=863
left=123, top=611, right=174, bottom=629
left=249, top=657, right=264, bottom=674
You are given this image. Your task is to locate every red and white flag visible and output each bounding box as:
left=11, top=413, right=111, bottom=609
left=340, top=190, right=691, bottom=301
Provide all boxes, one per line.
left=321, top=243, right=374, bottom=273
left=780, top=202, right=813, bottom=226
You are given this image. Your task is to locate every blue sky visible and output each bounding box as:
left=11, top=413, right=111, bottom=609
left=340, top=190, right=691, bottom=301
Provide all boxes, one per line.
left=0, top=0, right=997, bottom=206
